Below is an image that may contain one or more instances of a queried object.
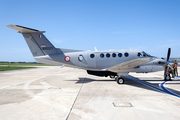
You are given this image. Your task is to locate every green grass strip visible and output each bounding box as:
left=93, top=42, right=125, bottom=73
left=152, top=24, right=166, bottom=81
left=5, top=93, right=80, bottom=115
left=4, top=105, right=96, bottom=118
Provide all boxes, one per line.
left=0, top=66, right=36, bottom=71
left=0, top=63, right=53, bottom=66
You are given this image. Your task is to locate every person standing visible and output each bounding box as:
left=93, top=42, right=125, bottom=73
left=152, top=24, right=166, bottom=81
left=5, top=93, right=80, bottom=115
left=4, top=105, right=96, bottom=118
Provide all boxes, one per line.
left=174, top=60, right=178, bottom=76
left=168, top=65, right=175, bottom=78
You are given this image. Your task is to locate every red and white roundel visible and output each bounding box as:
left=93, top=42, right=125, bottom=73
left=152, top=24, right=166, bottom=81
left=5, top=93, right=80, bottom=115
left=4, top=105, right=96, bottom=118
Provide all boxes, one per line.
left=64, top=56, right=70, bottom=62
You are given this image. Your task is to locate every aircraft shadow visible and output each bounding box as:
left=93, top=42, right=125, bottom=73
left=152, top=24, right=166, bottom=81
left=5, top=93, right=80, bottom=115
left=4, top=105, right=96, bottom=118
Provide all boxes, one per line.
left=69, top=77, right=163, bottom=94
left=68, top=76, right=180, bottom=96
left=122, top=76, right=164, bottom=93
left=127, top=75, right=180, bottom=96
left=69, top=78, right=115, bottom=84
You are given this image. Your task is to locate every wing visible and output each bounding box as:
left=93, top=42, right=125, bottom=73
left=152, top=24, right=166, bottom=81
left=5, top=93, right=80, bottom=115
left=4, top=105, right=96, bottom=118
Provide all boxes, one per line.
left=107, top=57, right=152, bottom=72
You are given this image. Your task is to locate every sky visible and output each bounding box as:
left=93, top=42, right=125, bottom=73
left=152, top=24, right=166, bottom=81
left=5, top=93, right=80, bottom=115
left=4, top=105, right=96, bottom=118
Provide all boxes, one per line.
left=0, top=0, right=180, bottom=62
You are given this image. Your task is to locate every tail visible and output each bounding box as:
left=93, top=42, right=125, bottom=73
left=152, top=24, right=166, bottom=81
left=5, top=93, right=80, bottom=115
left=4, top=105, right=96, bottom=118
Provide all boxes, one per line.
left=6, top=25, right=58, bottom=57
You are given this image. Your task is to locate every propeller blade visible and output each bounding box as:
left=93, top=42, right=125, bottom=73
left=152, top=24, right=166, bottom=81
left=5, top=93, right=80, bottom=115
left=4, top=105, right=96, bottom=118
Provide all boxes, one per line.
left=167, top=48, right=171, bottom=61
left=164, top=48, right=171, bottom=80
left=164, top=66, right=168, bottom=77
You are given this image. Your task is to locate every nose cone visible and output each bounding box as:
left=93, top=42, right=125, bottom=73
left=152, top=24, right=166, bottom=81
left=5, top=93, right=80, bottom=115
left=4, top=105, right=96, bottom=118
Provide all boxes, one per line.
left=155, top=58, right=173, bottom=65
left=167, top=61, right=173, bottom=64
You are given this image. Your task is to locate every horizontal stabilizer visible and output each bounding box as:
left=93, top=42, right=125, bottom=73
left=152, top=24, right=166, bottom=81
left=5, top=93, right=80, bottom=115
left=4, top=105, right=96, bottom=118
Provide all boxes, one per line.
left=6, top=25, right=45, bottom=33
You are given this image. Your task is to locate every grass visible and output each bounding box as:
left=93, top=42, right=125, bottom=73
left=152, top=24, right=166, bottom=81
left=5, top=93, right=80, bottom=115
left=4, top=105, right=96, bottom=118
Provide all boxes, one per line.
left=0, top=66, right=36, bottom=71
left=0, top=63, right=53, bottom=66
left=0, top=62, right=53, bottom=71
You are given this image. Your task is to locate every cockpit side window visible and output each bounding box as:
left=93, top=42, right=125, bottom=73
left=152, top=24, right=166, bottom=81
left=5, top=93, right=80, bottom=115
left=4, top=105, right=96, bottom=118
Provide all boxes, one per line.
left=137, top=52, right=142, bottom=57
left=138, top=51, right=151, bottom=57
left=143, top=53, right=146, bottom=57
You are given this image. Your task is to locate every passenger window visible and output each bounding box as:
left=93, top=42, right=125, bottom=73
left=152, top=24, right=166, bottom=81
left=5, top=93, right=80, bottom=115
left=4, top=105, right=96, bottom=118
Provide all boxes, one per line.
left=112, top=53, right=116, bottom=58
left=78, top=55, right=84, bottom=61
left=100, top=53, right=104, bottom=58
left=118, top=53, right=122, bottom=57
left=124, top=53, right=129, bottom=57
left=106, top=53, right=110, bottom=58
left=90, top=54, right=95, bottom=58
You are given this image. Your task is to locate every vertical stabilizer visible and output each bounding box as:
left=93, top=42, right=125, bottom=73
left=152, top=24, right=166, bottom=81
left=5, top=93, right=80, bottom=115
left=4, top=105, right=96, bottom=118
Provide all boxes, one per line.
left=6, top=25, right=58, bottom=57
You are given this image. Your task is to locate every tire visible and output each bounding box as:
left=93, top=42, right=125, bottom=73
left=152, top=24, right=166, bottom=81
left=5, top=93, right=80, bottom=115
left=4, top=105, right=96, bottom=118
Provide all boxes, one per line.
left=164, top=74, right=171, bottom=81
left=116, top=77, right=124, bottom=84
left=110, top=75, right=115, bottom=79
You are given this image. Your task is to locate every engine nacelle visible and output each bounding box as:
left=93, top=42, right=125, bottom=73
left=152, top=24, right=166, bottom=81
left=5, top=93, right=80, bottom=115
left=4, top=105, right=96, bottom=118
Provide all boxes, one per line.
left=87, top=70, right=117, bottom=77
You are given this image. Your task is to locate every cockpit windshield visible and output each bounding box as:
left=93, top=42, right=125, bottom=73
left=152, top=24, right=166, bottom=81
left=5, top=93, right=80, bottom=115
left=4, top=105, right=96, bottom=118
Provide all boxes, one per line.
left=143, top=51, right=151, bottom=57
left=137, top=51, right=151, bottom=57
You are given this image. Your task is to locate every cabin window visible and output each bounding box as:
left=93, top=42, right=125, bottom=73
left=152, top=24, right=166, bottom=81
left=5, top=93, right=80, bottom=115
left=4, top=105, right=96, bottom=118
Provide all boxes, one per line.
left=90, top=54, right=95, bottom=58
left=78, top=55, right=84, bottom=61
left=112, top=53, right=116, bottom=58
left=124, top=53, right=129, bottom=57
left=100, top=53, right=104, bottom=58
left=118, top=53, right=122, bottom=57
left=106, top=53, right=110, bottom=58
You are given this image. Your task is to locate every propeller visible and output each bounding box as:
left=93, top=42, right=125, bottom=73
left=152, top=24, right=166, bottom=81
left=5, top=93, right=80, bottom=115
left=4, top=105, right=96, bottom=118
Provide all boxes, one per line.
left=164, top=48, right=171, bottom=80
left=167, top=48, right=171, bottom=61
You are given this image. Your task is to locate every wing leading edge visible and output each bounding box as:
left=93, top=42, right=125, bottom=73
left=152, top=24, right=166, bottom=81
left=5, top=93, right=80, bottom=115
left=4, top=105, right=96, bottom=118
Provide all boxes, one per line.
left=107, top=57, right=153, bottom=73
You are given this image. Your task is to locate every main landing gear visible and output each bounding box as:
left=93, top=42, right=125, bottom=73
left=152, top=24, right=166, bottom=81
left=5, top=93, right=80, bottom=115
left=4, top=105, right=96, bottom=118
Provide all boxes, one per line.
left=115, top=76, right=124, bottom=84
left=109, top=75, right=125, bottom=84
left=110, top=75, right=115, bottom=79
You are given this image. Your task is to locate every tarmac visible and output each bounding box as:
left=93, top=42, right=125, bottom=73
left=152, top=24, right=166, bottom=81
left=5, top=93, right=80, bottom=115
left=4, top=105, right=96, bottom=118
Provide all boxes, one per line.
left=0, top=66, right=180, bottom=120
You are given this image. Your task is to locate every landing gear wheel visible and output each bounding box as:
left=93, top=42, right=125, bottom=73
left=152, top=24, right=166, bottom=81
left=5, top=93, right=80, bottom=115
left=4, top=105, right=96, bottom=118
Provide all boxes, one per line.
left=116, top=77, right=124, bottom=84
left=110, top=75, right=115, bottom=79
left=164, top=74, right=171, bottom=81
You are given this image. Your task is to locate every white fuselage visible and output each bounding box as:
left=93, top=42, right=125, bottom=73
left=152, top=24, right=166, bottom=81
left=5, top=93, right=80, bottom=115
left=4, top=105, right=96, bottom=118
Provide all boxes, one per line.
left=34, top=49, right=165, bottom=74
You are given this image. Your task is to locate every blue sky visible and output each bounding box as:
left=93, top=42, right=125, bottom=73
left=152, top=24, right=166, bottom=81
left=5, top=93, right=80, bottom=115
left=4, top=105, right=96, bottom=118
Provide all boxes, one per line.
left=0, top=0, right=180, bottom=62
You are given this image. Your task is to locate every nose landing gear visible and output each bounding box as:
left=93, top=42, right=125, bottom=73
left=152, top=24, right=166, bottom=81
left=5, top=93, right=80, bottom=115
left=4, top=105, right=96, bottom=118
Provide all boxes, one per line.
left=164, top=72, right=172, bottom=81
